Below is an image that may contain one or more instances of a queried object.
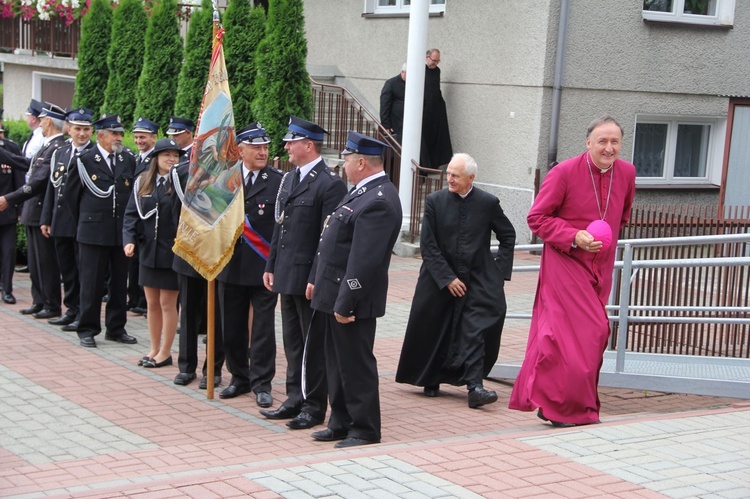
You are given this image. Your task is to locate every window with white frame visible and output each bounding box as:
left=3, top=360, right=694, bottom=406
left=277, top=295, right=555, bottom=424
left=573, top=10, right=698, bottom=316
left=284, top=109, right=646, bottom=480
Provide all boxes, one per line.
left=632, top=116, right=725, bottom=186
left=364, top=0, right=446, bottom=15
left=642, top=0, right=735, bottom=27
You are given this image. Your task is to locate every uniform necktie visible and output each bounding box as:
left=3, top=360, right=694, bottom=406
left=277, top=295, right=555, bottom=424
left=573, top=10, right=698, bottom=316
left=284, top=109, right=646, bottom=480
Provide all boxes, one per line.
left=291, top=167, right=301, bottom=190
left=108, top=153, right=115, bottom=171
left=157, top=176, right=166, bottom=196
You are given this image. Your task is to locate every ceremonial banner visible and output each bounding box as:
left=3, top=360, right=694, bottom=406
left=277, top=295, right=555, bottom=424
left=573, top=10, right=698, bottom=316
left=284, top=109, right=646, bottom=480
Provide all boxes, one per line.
left=173, top=29, right=243, bottom=280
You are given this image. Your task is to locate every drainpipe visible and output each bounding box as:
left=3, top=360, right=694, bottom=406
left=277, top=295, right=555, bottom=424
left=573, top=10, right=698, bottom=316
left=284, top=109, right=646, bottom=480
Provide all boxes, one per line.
left=546, top=0, right=570, bottom=176
left=532, top=0, right=570, bottom=245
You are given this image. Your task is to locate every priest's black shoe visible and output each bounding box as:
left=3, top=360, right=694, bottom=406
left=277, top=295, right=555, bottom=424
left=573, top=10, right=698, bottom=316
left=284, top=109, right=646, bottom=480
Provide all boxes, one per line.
left=334, top=437, right=379, bottom=448
left=286, top=412, right=323, bottom=430
left=311, top=428, right=348, bottom=442
left=256, top=391, right=273, bottom=408
left=20, top=304, right=43, bottom=315
left=219, top=384, right=251, bottom=399
left=105, top=332, right=138, bottom=344
left=2, top=293, right=16, bottom=304
left=468, top=387, right=498, bottom=408
left=61, top=321, right=79, bottom=332
left=33, top=309, right=61, bottom=320
left=174, top=373, right=196, bottom=385
left=80, top=337, right=97, bottom=348
left=423, top=385, right=440, bottom=397
left=199, top=375, right=222, bottom=390
left=259, top=405, right=299, bottom=420
left=48, top=314, right=76, bottom=326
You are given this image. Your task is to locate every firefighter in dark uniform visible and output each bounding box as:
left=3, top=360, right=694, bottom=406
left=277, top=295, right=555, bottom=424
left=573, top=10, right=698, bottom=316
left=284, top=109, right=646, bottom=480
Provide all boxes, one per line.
left=215, top=123, right=281, bottom=404
left=171, top=150, right=225, bottom=389
left=0, top=102, right=67, bottom=319
left=0, top=110, right=25, bottom=304
left=64, top=114, right=138, bottom=348
left=308, top=131, right=402, bottom=448
left=127, top=117, right=159, bottom=316
left=260, top=116, right=347, bottom=429
left=40, top=107, right=95, bottom=329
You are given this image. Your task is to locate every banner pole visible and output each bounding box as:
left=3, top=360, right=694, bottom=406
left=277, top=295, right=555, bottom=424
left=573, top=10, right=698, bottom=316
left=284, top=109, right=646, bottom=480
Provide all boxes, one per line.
left=205, top=6, right=221, bottom=400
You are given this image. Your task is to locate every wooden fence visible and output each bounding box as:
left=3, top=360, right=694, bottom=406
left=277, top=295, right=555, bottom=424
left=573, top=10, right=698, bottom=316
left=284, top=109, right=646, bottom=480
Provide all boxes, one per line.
left=613, top=204, right=750, bottom=358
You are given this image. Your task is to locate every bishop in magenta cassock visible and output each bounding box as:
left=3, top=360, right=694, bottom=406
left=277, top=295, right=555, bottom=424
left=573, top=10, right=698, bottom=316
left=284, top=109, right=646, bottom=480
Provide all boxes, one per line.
left=509, top=116, right=636, bottom=426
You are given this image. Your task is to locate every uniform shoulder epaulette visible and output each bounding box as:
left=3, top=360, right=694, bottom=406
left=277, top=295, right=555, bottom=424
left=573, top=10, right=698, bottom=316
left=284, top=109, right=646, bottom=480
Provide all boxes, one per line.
left=269, top=166, right=284, bottom=176
left=0, top=138, right=19, bottom=148
left=324, top=166, right=339, bottom=177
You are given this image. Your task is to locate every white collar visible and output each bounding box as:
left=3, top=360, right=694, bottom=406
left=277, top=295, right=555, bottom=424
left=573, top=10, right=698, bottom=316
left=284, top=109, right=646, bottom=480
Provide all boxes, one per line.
left=43, top=133, right=63, bottom=146
left=354, top=171, right=387, bottom=190
left=296, top=157, right=322, bottom=180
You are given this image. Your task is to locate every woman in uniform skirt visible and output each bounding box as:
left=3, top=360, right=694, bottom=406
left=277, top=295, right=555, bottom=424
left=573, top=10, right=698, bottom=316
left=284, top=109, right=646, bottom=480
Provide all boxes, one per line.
left=123, top=138, right=183, bottom=368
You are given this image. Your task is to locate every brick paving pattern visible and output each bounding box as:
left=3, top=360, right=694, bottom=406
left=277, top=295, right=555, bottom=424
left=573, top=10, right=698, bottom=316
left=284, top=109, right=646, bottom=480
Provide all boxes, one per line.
left=1, top=253, right=748, bottom=498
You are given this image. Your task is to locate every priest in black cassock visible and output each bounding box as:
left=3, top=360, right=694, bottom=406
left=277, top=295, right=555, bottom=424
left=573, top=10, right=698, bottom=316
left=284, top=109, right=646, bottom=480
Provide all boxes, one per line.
left=420, top=48, right=453, bottom=169
left=396, top=152, right=516, bottom=408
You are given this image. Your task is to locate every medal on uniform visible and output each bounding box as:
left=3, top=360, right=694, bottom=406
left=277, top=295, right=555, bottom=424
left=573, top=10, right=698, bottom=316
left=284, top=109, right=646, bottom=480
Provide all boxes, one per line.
left=258, top=203, right=265, bottom=215
left=125, top=179, right=130, bottom=186
left=60, top=166, right=65, bottom=172
left=91, top=174, right=97, bottom=181
left=54, top=171, right=59, bottom=179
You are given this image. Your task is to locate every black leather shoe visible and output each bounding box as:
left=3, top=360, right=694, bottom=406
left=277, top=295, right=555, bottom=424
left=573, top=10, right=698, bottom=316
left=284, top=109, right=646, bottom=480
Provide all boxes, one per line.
left=61, top=321, right=79, bottom=332
left=256, top=391, right=273, bottom=408
left=219, top=384, right=251, bottom=399
left=259, top=405, right=300, bottom=420
left=48, top=315, right=76, bottom=326
left=130, top=307, right=147, bottom=316
left=311, top=428, right=348, bottom=442
left=174, top=372, right=196, bottom=385
left=105, top=332, right=138, bottom=344
left=423, top=385, right=440, bottom=397
left=143, top=356, right=172, bottom=368
left=286, top=412, right=323, bottom=430
left=33, top=309, right=62, bottom=320
left=199, top=375, right=222, bottom=389
left=80, top=337, right=97, bottom=348
left=468, top=387, right=498, bottom=409
left=2, top=293, right=16, bottom=304
left=20, top=304, right=43, bottom=315
left=334, top=437, right=380, bottom=449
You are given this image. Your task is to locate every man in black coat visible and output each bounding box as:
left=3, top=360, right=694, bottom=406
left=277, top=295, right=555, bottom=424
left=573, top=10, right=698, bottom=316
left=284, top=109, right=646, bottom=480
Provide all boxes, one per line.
left=260, top=117, right=347, bottom=430
left=64, top=114, right=137, bottom=348
left=40, top=108, right=95, bottom=329
left=421, top=48, right=453, bottom=169
left=0, top=111, right=25, bottom=304
left=171, top=150, right=225, bottom=389
left=379, top=63, right=406, bottom=145
left=0, top=102, right=67, bottom=319
left=215, top=123, right=282, bottom=405
left=396, top=153, right=516, bottom=408
left=308, top=131, right=402, bottom=448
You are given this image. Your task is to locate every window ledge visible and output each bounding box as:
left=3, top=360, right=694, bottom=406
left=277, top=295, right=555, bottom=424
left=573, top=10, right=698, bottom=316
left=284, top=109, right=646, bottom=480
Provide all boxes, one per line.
left=635, top=183, right=720, bottom=190
left=362, top=12, right=444, bottom=19
left=643, top=16, right=733, bottom=29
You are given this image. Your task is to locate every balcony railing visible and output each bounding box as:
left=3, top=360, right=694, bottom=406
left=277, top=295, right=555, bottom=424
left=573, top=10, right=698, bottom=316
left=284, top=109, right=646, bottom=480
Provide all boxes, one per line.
left=0, top=16, right=80, bottom=57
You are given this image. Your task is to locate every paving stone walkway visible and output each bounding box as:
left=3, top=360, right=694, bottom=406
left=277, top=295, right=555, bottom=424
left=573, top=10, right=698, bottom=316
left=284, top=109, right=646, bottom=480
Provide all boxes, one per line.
left=1, top=253, right=748, bottom=498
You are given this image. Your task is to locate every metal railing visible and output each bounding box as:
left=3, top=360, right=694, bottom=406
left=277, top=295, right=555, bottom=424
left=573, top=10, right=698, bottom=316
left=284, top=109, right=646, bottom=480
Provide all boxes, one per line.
left=0, top=16, right=80, bottom=57
left=493, top=233, right=750, bottom=399
left=408, top=161, right=444, bottom=243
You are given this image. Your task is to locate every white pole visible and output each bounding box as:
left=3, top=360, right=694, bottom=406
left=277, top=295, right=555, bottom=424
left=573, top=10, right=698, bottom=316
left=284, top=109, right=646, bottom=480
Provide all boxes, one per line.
left=398, top=0, right=429, bottom=228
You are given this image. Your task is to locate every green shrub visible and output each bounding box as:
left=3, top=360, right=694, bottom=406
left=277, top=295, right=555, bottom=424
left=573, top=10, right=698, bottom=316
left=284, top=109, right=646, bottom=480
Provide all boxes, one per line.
left=253, top=0, right=312, bottom=158
left=102, top=0, right=148, bottom=127
left=2, top=119, right=31, bottom=145
left=174, top=0, right=215, bottom=122
left=224, top=0, right=266, bottom=128
left=73, top=0, right=113, bottom=112
left=134, top=0, right=184, bottom=130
